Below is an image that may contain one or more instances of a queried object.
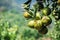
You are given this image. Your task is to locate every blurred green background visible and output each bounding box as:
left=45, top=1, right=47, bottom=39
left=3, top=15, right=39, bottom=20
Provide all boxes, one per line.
left=0, top=0, right=60, bottom=40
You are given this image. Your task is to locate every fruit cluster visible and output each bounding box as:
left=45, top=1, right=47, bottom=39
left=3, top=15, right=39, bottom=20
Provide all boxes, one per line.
left=23, top=0, right=60, bottom=34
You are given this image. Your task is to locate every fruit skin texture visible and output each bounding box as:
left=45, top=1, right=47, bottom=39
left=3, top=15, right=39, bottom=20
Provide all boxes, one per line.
left=28, top=20, right=35, bottom=28
left=23, top=12, right=32, bottom=19
left=38, top=26, right=48, bottom=34
left=36, top=12, right=41, bottom=20
left=42, top=16, right=52, bottom=26
left=42, top=8, right=51, bottom=15
left=34, top=20, right=43, bottom=30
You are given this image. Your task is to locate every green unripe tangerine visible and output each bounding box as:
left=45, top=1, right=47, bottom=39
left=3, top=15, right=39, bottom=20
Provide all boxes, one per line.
left=42, top=8, right=51, bottom=15
left=38, top=26, right=48, bottom=34
left=36, top=12, right=41, bottom=20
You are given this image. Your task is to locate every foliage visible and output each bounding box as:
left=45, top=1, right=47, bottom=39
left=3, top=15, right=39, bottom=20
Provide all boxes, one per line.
left=0, top=0, right=60, bottom=40
left=0, top=10, right=42, bottom=40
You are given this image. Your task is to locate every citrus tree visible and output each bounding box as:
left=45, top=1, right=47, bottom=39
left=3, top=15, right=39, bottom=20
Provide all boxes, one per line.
left=0, top=0, right=60, bottom=40
left=23, top=0, right=60, bottom=35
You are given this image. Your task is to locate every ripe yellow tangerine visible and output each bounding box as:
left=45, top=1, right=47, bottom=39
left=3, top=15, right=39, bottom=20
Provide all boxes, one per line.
left=57, top=0, right=60, bottom=4
left=42, top=16, right=52, bottom=26
left=28, top=20, right=43, bottom=30
left=23, top=11, right=31, bottom=18
left=28, top=20, right=35, bottom=28
left=34, top=20, right=43, bottom=30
